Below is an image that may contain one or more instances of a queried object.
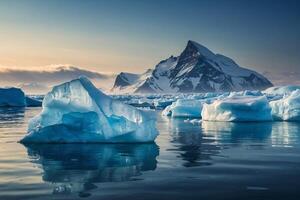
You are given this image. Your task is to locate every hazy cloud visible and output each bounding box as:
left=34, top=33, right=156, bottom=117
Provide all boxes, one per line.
left=263, top=71, right=300, bottom=86
left=0, top=65, right=116, bottom=94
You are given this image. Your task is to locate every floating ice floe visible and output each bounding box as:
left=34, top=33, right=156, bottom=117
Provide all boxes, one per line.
left=183, top=119, right=202, bottom=124
left=162, top=99, right=204, bottom=118
left=21, top=77, right=158, bottom=143
left=270, top=90, right=300, bottom=121
left=202, top=94, right=272, bottom=122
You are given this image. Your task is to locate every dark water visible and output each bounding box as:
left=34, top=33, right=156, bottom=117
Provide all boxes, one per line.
left=0, top=107, right=300, bottom=200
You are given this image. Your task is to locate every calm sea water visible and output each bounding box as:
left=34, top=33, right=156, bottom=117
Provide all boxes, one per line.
left=0, top=107, right=300, bottom=200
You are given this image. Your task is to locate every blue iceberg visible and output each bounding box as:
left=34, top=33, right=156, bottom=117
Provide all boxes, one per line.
left=21, top=77, right=158, bottom=143
left=0, top=87, right=26, bottom=107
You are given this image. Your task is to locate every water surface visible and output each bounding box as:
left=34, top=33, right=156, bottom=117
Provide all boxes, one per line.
left=0, top=107, right=300, bottom=199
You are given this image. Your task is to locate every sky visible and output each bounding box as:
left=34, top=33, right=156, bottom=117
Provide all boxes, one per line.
left=0, top=0, right=299, bottom=86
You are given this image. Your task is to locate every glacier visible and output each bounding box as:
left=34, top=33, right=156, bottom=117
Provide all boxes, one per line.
left=201, top=94, right=272, bottom=122
left=270, top=89, right=300, bottom=121
left=20, top=77, right=158, bottom=143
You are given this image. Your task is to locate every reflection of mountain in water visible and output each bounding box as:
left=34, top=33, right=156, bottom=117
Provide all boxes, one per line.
left=24, top=143, right=159, bottom=197
left=167, top=118, right=221, bottom=167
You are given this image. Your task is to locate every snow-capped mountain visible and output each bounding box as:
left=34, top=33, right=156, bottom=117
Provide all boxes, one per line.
left=112, top=40, right=273, bottom=93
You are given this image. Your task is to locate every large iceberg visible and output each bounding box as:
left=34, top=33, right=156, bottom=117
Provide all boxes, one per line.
left=0, top=87, right=26, bottom=107
left=21, top=77, right=158, bottom=143
left=202, top=94, right=272, bottom=122
left=270, top=90, right=300, bottom=121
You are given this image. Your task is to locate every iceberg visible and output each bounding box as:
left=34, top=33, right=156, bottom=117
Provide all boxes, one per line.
left=270, top=90, right=300, bottom=121
left=202, top=94, right=272, bottom=122
left=162, top=99, right=204, bottom=118
left=0, top=87, right=26, bottom=107
left=21, top=77, right=158, bottom=143
left=264, top=85, right=300, bottom=96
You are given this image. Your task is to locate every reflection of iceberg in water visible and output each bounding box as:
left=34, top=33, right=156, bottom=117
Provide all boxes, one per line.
left=24, top=143, right=159, bottom=197
left=271, top=122, right=300, bottom=147
left=0, top=107, right=25, bottom=125
left=202, top=121, right=300, bottom=148
left=202, top=121, right=273, bottom=143
left=167, top=118, right=221, bottom=167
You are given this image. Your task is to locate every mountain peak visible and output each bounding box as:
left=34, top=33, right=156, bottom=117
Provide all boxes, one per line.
left=186, top=40, right=215, bottom=59
left=112, top=40, right=273, bottom=93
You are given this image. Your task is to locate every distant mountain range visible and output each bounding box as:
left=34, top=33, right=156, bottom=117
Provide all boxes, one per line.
left=112, top=40, right=273, bottom=93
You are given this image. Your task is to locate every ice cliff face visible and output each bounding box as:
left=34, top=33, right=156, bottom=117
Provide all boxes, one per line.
left=112, top=40, right=273, bottom=93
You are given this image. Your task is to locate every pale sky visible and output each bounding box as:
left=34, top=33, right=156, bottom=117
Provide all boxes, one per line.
left=0, top=0, right=299, bottom=84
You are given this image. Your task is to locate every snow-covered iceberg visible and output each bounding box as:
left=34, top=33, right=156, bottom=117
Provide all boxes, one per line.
left=21, top=77, right=158, bottom=143
left=270, top=90, right=300, bottom=121
left=162, top=99, right=203, bottom=118
left=0, top=88, right=26, bottom=107
left=202, top=94, right=272, bottom=122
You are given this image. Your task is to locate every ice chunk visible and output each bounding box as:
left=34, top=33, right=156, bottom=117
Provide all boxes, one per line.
left=202, top=94, right=272, bottom=121
left=162, top=99, right=203, bottom=118
left=0, top=87, right=26, bottom=107
left=269, top=90, right=300, bottom=121
left=264, top=85, right=300, bottom=96
left=21, top=77, right=158, bottom=143
left=184, top=119, right=202, bottom=124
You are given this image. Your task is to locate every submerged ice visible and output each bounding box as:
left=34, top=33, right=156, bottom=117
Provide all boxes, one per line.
left=21, top=77, right=158, bottom=143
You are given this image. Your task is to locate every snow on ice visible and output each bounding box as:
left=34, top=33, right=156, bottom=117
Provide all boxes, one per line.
left=201, top=94, right=272, bottom=122
left=270, top=89, right=300, bottom=121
